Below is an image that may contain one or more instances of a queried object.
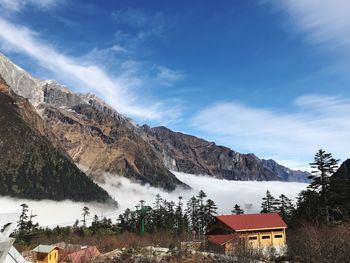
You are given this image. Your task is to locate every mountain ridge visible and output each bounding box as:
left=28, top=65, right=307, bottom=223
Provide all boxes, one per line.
left=142, top=125, right=309, bottom=182
left=0, top=53, right=310, bottom=192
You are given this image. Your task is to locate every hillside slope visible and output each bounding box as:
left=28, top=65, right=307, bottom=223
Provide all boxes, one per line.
left=0, top=77, right=113, bottom=202
left=330, top=159, right=350, bottom=219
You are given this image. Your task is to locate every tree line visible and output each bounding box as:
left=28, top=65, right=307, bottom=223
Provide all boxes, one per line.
left=12, top=149, right=350, bottom=243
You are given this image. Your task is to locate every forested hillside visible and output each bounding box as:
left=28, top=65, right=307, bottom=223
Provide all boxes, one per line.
left=0, top=77, right=114, bottom=203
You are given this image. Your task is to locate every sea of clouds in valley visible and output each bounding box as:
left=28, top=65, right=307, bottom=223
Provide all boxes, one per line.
left=0, top=172, right=307, bottom=227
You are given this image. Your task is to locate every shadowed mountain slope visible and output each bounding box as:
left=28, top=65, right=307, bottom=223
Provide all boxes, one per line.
left=0, top=77, right=114, bottom=203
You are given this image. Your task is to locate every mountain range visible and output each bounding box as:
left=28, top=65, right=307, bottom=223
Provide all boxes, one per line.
left=0, top=53, right=310, bottom=201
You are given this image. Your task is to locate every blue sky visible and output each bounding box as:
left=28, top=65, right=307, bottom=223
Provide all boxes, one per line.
left=0, top=0, right=349, bottom=170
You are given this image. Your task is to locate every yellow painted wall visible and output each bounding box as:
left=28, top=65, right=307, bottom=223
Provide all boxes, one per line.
left=224, top=242, right=233, bottom=252
left=36, top=249, right=59, bottom=263
left=223, top=228, right=286, bottom=252
left=245, top=229, right=286, bottom=247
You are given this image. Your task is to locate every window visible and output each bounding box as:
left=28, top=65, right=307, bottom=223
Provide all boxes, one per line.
left=261, top=235, right=270, bottom=239
left=274, top=234, right=283, bottom=238
left=248, top=236, right=257, bottom=240
left=49, top=254, right=51, bottom=260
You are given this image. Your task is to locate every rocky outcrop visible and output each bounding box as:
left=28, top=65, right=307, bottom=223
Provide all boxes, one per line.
left=40, top=101, right=185, bottom=190
left=142, top=126, right=309, bottom=182
left=0, top=76, right=114, bottom=202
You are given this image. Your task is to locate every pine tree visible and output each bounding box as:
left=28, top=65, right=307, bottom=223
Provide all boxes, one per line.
left=275, top=194, right=294, bottom=222
left=174, top=196, right=184, bottom=234
left=186, top=196, right=199, bottom=231
left=204, top=199, right=218, bottom=228
left=17, top=203, right=29, bottom=232
left=26, top=211, right=39, bottom=232
left=232, top=204, right=244, bottom=215
left=73, top=219, right=79, bottom=228
left=197, top=190, right=207, bottom=207
left=293, top=190, right=323, bottom=224
left=308, top=149, right=339, bottom=223
left=152, top=194, right=163, bottom=231
left=165, top=201, right=175, bottom=232
left=196, top=190, right=208, bottom=238
left=261, top=190, right=278, bottom=213
left=91, top=214, right=100, bottom=230
left=82, top=206, right=90, bottom=227
left=154, top=194, right=163, bottom=210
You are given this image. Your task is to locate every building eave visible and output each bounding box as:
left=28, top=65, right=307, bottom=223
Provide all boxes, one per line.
left=235, top=226, right=287, bottom=232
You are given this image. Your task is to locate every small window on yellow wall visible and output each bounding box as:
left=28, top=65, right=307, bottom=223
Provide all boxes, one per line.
left=274, top=234, right=283, bottom=238
left=248, top=236, right=257, bottom=240
left=49, top=254, right=51, bottom=260
left=261, top=235, right=270, bottom=239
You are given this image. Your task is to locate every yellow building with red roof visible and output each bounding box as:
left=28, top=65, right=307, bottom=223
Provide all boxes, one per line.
left=207, top=213, right=287, bottom=253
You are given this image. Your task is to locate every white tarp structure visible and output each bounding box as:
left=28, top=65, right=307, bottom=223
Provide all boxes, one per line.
left=0, top=214, right=28, bottom=263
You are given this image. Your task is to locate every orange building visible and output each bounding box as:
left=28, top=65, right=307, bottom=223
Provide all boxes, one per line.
left=207, top=213, right=287, bottom=253
left=32, top=245, right=59, bottom=263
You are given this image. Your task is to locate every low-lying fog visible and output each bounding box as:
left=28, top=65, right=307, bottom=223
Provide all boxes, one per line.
left=0, top=172, right=307, bottom=227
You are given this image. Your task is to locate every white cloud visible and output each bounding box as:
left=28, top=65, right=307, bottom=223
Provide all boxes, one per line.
left=191, top=95, right=350, bottom=170
left=155, top=65, right=185, bottom=86
left=0, top=18, right=182, bottom=121
left=0, top=172, right=306, bottom=227
left=269, top=0, right=350, bottom=50
left=0, top=0, right=60, bottom=12
left=111, top=44, right=128, bottom=53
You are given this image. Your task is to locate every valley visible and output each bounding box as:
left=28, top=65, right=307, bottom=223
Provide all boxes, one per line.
left=0, top=172, right=307, bottom=227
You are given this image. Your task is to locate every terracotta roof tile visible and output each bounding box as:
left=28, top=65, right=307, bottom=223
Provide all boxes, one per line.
left=65, top=246, right=100, bottom=263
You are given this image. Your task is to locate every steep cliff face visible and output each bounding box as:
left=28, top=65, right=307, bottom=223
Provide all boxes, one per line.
left=0, top=77, right=113, bottom=202
left=40, top=90, right=185, bottom=190
left=142, top=126, right=309, bottom=182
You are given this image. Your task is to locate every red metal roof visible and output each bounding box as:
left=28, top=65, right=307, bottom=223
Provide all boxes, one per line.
left=207, top=234, right=238, bottom=246
left=215, top=213, right=287, bottom=231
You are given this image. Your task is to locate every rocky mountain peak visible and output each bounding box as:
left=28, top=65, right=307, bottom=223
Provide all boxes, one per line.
left=0, top=53, right=44, bottom=107
left=0, top=54, right=131, bottom=124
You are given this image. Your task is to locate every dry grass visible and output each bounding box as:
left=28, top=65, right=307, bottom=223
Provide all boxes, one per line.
left=287, top=223, right=350, bottom=263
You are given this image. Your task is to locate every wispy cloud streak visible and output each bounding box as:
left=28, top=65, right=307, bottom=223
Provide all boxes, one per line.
left=191, top=95, right=350, bottom=169
left=0, top=18, right=181, bottom=121
left=0, top=0, right=61, bottom=12
left=268, top=0, right=350, bottom=50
